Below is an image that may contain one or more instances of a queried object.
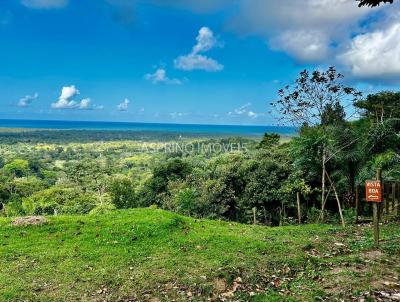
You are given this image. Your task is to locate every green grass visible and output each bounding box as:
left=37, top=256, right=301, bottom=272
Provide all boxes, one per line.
left=0, top=209, right=399, bottom=301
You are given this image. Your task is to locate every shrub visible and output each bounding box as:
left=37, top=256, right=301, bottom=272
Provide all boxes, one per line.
left=23, top=186, right=97, bottom=215
left=109, top=176, right=137, bottom=209
left=89, top=202, right=116, bottom=215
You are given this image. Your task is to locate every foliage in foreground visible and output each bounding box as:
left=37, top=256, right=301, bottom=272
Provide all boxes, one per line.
left=1, top=208, right=399, bottom=302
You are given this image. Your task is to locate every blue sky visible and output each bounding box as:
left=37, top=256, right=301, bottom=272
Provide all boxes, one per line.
left=0, top=0, right=399, bottom=125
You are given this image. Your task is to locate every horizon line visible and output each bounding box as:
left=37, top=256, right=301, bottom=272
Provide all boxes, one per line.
left=0, top=118, right=296, bottom=129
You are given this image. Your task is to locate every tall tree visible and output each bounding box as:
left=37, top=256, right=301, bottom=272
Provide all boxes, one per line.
left=272, top=67, right=361, bottom=225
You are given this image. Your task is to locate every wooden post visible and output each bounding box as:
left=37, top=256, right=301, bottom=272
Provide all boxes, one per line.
left=318, top=184, right=332, bottom=222
left=385, top=183, right=390, bottom=215
left=373, top=169, right=382, bottom=248
left=355, top=185, right=360, bottom=223
left=296, top=192, right=301, bottom=224
left=325, top=171, right=345, bottom=227
left=252, top=207, right=257, bottom=225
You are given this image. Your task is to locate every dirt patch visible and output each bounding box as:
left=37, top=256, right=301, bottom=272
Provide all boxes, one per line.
left=213, top=278, right=227, bottom=293
left=12, top=216, right=48, bottom=226
left=364, top=249, right=384, bottom=261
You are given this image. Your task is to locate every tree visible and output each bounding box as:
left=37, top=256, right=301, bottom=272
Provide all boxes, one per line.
left=4, top=159, right=30, bottom=178
left=272, top=67, right=361, bottom=225
left=138, top=158, right=192, bottom=206
left=355, top=91, right=400, bottom=154
left=358, top=0, right=394, bottom=7
left=109, top=176, right=136, bottom=208
left=321, top=102, right=346, bottom=126
left=258, top=133, right=280, bottom=149
left=65, top=161, right=111, bottom=206
left=273, top=67, right=360, bottom=127
left=355, top=91, right=400, bottom=122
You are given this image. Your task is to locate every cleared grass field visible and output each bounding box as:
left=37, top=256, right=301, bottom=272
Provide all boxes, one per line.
left=0, top=209, right=399, bottom=301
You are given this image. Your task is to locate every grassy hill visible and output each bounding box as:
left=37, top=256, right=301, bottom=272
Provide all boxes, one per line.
left=1, top=209, right=399, bottom=302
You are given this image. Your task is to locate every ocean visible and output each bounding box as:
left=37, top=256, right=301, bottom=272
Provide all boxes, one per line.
left=0, top=119, right=297, bottom=137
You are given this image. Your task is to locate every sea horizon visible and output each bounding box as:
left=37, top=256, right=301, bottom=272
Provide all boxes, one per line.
left=0, top=118, right=297, bottom=137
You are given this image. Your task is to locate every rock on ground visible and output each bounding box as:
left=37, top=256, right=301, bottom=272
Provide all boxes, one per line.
left=12, top=216, right=48, bottom=226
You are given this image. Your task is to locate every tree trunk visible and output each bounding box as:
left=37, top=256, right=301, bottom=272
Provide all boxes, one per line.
left=321, top=146, right=326, bottom=221
left=355, top=185, right=360, bottom=223
left=318, top=184, right=332, bottom=222
left=373, top=168, right=382, bottom=247
left=297, top=192, right=301, bottom=224
left=325, top=171, right=345, bottom=227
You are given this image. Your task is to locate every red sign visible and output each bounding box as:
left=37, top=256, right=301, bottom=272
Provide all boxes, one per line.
left=366, top=180, right=383, bottom=202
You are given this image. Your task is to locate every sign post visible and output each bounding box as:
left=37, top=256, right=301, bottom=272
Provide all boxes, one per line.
left=366, top=169, right=383, bottom=247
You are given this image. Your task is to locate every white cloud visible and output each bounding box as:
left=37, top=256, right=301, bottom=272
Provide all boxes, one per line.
left=117, top=98, right=129, bottom=111
left=21, top=0, right=68, bottom=9
left=270, top=30, right=330, bottom=62
left=229, top=103, right=251, bottom=115
left=228, top=103, right=262, bottom=119
left=51, top=85, right=80, bottom=109
left=228, top=0, right=372, bottom=62
left=51, top=85, right=102, bottom=110
left=247, top=111, right=257, bottom=119
left=339, top=22, right=400, bottom=79
left=144, top=68, right=182, bottom=84
left=192, top=26, right=219, bottom=53
left=18, top=92, right=38, bottom=107
left=60, top=85, right=79, bottom=101
left=174, top=26, right=223, bottom=72
left=174, top=54, right=223, bottom=72
left=79, top=98, right=92, bottom=110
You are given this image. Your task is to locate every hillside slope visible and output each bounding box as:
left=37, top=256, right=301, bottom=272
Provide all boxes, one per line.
left=0, top=209, right=399, bottom=302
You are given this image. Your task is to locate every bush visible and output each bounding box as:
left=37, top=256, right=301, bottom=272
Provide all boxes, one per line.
left=342, top=208, right=357, bottom=224
left=109, top=176, right=136, bottom=209
left=173, top=187, right=198, bottom=216
left=4, top=201, right=24, bottom=217
left=89, top=202, right=116, bottom=215
left=306, top=207, right=321, bottom=223
left=23, top=186, right=97, bottom=215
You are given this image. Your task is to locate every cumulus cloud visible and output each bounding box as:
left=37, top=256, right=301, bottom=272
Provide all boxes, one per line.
left=228, top=103, right=262, bottom=119
left=21, top=0, right=68, bottom=9
left=18, top=92, right=38, bottom=107
left=78, top=98, right=103, bottom=110
left=174, top=27, right=223, bottom=72
left=144, top=68, right=182, bottom=84
left=270, top=30, right=330, bottom=62
left=51, top=85, right=80, bottom=109
left=227, top=0, right=371, bottom=62
left=174, top=54, right=223, bottom=72
left=103, top=0, right=393, bottom=69
left=117, top=98, right=129, bottom=111
left=339, top=22, right=400, bottom=80
left=51, top=85, right=102, bottom=110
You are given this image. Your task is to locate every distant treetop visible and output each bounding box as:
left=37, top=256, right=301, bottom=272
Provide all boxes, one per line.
left=358, top=0, right=394, bottom=7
